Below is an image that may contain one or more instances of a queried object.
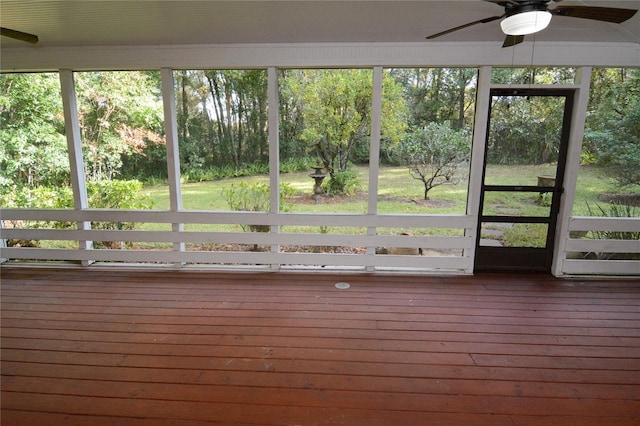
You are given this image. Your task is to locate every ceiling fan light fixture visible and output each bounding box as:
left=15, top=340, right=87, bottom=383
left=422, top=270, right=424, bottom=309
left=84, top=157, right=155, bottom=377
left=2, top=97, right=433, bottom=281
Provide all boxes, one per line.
left=500, top=10, right=552, bottom=36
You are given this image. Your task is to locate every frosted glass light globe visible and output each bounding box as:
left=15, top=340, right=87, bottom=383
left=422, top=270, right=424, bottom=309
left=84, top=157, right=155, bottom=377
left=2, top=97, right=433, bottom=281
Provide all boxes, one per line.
left=501, top=11, right=552, bottom=36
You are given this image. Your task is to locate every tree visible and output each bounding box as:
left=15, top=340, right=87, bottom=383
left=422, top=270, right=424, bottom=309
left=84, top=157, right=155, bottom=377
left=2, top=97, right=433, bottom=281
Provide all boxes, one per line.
left=487, top=95, right=565, bottom=165
left=596, top=98, right=640, bottom=187
left=386, top=67, right=477, bottom=131
left=75, top=71, right=165, bottom=181
left=0, top=73, right=69, bottom=189
left=585, top=68, right=640, bottom=187
left=203, top=70, right=268, bottom=168
left=284, top=69, right=405, bottom=192
left=174, top=70, right=216, bottom=176
left=278, top=70, right=307, bottom=160
left=299, top=70, right=371, bottom=179
left=491, top=67, right=575, bottom=86
left=394, top=122, right=470, bottom=200
left=172, top=69, right=269, bottom=176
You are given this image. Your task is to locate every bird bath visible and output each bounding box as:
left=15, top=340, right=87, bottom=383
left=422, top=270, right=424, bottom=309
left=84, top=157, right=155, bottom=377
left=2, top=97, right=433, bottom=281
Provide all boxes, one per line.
left=309, top=166, right=328, bottom=200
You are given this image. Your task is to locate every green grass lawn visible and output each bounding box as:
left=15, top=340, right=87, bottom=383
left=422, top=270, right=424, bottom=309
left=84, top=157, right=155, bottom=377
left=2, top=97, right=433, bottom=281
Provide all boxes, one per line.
left=16, top=163, right=636, bottom=250
left=140, top=164, right=637, bottom=242
left=571, top=165, right=626, bottom=216
left=146, top=164, right=630, bottom=215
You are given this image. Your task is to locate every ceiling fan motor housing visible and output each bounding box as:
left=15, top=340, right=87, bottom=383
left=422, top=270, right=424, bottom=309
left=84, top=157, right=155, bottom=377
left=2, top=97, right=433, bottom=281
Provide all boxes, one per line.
left=503, top=1, right=550, bottom=18
left=501, top=1, right=553, bottom=36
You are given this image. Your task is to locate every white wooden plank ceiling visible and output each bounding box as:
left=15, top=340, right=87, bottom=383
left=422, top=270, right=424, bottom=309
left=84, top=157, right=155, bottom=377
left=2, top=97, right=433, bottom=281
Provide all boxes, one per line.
left=1, top=0, right=638, bottom=48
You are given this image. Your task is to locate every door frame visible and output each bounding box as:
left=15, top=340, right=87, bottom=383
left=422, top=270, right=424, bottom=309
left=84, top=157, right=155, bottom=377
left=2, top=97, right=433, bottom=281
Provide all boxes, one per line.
left=474, top=88, right=575, bottom=273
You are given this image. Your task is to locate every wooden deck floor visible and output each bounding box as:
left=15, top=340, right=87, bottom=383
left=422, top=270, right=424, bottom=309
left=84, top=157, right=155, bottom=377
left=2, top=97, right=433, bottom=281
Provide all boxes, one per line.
left=1, top=268, right=639, bottom=425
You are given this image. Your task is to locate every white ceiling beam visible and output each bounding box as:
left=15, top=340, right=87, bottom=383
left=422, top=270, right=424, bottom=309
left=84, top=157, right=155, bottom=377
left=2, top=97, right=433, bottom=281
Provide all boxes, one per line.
left=2, top=42, right=638, bottom=72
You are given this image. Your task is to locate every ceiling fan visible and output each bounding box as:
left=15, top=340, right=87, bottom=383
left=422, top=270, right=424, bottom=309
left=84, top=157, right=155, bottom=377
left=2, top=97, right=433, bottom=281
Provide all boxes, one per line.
left=427, top=0, right=638, bottom=48
left=0, top=27, right=39, bottom=44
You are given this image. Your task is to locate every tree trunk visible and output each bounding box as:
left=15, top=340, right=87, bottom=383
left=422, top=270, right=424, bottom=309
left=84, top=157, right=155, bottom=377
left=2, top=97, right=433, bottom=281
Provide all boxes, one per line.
left=207, top=73, right=232, bottom=166
left=223, top=78, right=239, bottom=168
left=180, top=71, right=189, bottom=143
left=457, top=69, right=466, bottom=130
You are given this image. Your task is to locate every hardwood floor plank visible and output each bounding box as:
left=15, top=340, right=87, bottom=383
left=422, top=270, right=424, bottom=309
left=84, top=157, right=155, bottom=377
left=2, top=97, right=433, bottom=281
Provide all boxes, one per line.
left=510, top=416, right=640, bottom=426
left=3, top=388, right=638, bottom=419
left=0, top=410, right=234, bottom=426
left=2, top=325, right=637, bottom=356
left=4, top=373, right=640, bottom=401
left=4, top=300, right=639, bottom=321
left=2, top=268, right=638, bottom=425
left=1, top=392, right=519, bottom=425
left=4, top=359, right=639, bottom=387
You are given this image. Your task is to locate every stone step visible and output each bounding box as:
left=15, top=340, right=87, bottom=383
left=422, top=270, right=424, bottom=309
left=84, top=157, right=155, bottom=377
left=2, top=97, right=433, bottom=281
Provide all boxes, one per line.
left=485, top=222, right=514, bottom=229
left=480, top=229, right=504, bottom=237
left=495, top=208, right=520, bottom=215
left=479, top=238, right=502, bottom=247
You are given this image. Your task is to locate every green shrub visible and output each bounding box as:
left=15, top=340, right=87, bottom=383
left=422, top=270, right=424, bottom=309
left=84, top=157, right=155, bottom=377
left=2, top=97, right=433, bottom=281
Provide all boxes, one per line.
left=1, top=185, right=75, bottom=246
left=244, top=162, right=270, bottom=176
left=323, top=166, right=361, bottom=196
left=87, top=180, right=151, bottom=210
left=221, top=160, right=320, bottom=179
left=223, top=181, right=295, bottom=232
left=0, top=180, right=152, bottom=214
left=0, top=185, right=74, bottom=210
left=584, top=202, right=639, bottom=260
left=1, top=180, right=151, bottom=247
left=280, top=156, right=316, bottom=173
left=144, top=176, right=168, bottom=186
left=182, top=162, right=272, bottom=183
left=586, top=202, right=639, bottom=240
left=88, top=180, right=154, bottom=248
left=580, top=150, right=597, bottom=165
left=535, top=192, right=552, bottom=207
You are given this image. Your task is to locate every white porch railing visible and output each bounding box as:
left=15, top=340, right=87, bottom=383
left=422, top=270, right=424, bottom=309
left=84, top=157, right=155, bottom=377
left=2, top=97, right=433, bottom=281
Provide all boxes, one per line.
left=561, top=216, right=640, bottom=276
left=0, top=208, right=476, bottom=273
left=2, top=209, right=638, bottom=276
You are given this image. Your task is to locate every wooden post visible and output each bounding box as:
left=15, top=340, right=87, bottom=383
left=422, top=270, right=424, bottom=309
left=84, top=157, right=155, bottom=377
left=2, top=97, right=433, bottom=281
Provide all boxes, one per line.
left=161, top=68, right=185, bottom=267
left=268, top=67, right=281, bottom=270
left=366, top=66, right=383, bottom=272
left=60, top=70, right=93, bottom=266
left=0, top=219, right=7, bottom=263
left=465, top=66, right=492, bottom=274
left=552, top=67, right=592, bottom=277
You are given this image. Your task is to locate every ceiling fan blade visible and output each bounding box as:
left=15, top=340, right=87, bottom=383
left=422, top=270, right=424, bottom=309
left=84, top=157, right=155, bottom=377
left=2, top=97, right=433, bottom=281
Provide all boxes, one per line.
left=483, top=0, right=520, bottom=6
left=502, top=34, right=524, bottom=48
left=552, top=6, right=638, bottom=23
left=426, top=15, right=502, bottom=39
left=0, top=27, right=39, bottom=44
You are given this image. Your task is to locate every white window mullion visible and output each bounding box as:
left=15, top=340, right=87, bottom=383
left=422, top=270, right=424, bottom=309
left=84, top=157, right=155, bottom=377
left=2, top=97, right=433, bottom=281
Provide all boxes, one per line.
left=161, top=68, right=185, bottom=266
left=268, top=67, right=281, bottom=269
left=0, top=220, right=7, bottom=263
left=552, top=66, right=592, bottom=277
left=465, top=65, right=492, bottom=273
left=366, top=66, right=383, bottom=271
left=59, top=69, right=93, bottom=265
